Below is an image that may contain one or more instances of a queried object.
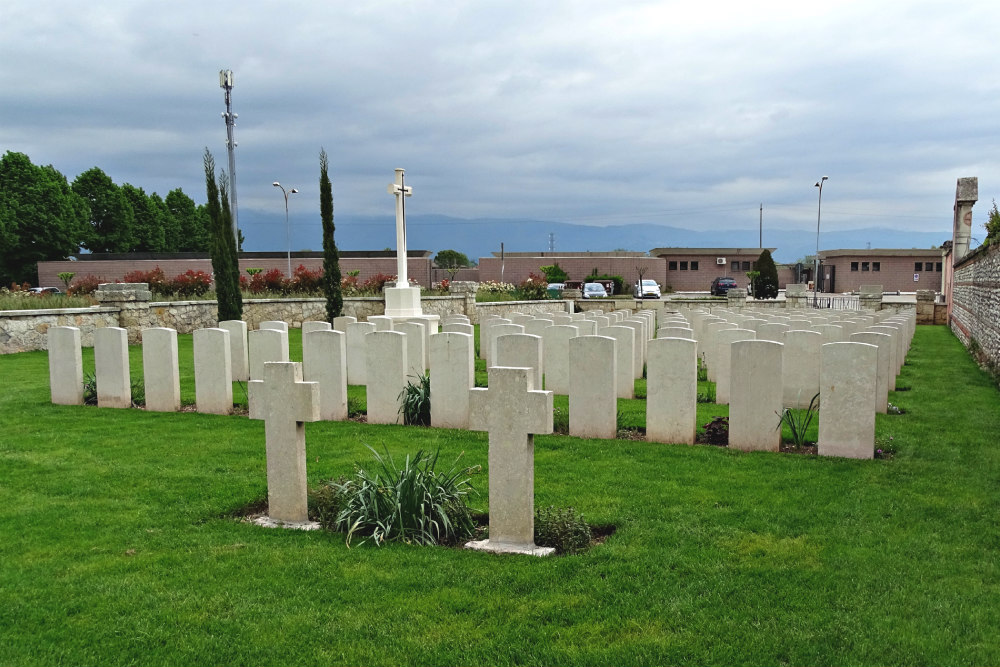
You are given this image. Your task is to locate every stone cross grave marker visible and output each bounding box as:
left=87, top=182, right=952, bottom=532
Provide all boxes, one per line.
left=467, top=366, right=554, bottom=556
left=249, top=362, right=320, bottom=524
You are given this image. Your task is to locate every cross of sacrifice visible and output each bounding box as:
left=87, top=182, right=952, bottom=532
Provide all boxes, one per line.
left=386, top=167, right=413, bottom=285
left=467, top=366, right=554, bottom=556
left=249, top=361, right=320, bottom=524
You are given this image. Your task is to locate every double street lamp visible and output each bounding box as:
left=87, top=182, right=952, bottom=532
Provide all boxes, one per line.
left=813, top=176, right=828, bottom=307
left=273, top=181, right=298, bottom=277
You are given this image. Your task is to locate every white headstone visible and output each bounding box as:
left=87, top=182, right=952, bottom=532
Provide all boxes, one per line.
left=601, top=325, right=637, bottom=399
left=95, top=327, right=131, bottom=408
left=345, top=322, right=376, bottom=385
left=488, top=323, right=525, bottom=366
left=332, top=315, right=357, bottom=333
left=366, top=330, right=407, bottom=424
left=729, top=340, right=783, bottom=452
left=249, top=328, right=289, bottom=381
left=249, top=361, right=320, bottom=523
left=142, top=328, right=180, bottom=412
left=850, top=331, right=891, bottom=414
left=442, top=322, right=475, bottom=336
left=497, top=333, right=543, bottom=394
left=646, top=337, right=698, bottom=445
left=716, top=328, right=756, bottom=405
left=818, top=342, right=877, bottom=459
left=541, top=324, right=578, bottom=394
left=781, top=329, right=821, bottom=409
left=395, top=321, right=427, bottom=379
left=367, top=315, right=394, bottom=331
left=569, top=335, right=617, bottom=439
left=303, top=329, right=348, bottom=421
left=219, top=320, right=249, bottom=382
left=194, top=327, right=233, bottom=415
left=48, top=326, right=83, bottom=405
left=428, top=332, right=475, bottom=429
left=468, top=366, right=554, bottom=556
left=302, top=321, right=332, bottom=335
left=260, top=320, right=288, bottom=333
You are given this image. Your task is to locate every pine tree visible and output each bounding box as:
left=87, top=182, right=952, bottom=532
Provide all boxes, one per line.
left=319, top=149, right=343, bottom=321
left=752, top=249, right=780, bottom=299
left=203, top=149, right=242, bottom=321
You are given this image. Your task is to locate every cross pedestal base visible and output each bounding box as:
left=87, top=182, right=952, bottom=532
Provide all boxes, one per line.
left=384, top=285, right=423, bottom=318
left=464, top=538, right=555, bottom=557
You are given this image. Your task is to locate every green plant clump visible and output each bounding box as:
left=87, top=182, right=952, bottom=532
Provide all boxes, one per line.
left=776, top=392, right=819, bottom=448
left=329, top=446, right=480, bottom=547
left=534, top=505, right=593, bottom=555
left=398, top=373, right=431, bottom=426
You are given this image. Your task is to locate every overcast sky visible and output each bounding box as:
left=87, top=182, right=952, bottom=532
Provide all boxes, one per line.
left=3, top=0, right=999, bottom=251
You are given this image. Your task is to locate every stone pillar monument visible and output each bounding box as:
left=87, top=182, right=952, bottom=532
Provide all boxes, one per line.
left=384, top=168, right=423, bottom=319
left=952, top=177, right=978, bottom=262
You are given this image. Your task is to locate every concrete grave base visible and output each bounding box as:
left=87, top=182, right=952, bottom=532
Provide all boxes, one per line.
left=464, top=538, right=555, bottom=557
left=249, top=515, right=322, bottom=531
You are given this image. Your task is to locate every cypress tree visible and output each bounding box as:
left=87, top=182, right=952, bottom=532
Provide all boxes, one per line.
left=203, top=149, right=242, bottom=321
left=753, top=249, right=780, bottom=299
left=319, top=149, right=343, bottom=321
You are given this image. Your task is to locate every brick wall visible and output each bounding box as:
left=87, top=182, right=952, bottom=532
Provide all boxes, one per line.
left=951, top=242, right=1000, bottom=365
left=38, top=256, right=434, bottom=289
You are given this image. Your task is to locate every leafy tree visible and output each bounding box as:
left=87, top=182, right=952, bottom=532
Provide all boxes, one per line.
left=985, top=199, right=1000, bottom=244
left=319, top=149, right=343, bottom=321
left=203, top=149, right=242, bottom=321
left=73, top=167, right=135, bottom=253
left=121, top=184, right=166, bottom=252
left=752, top=249, right=779, bottom=299
left=165, top=188, right=209, bottom=252
left=151, top=192, right=181, bottom=252
left=0, top=151, right=87, bottom=285
left=539, top=263, right=568, bottom=283
left=435, top=249, right=471, bottom=269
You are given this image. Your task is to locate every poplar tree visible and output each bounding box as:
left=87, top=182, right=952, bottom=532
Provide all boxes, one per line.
left=319, top=148, right=343, bottom=321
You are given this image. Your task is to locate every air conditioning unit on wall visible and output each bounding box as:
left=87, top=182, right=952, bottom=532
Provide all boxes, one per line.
left=716, top=257, right=727, bottom=265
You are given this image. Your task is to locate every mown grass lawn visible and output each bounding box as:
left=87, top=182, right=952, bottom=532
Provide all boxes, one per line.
left=0, top=325, right=997, bottom=666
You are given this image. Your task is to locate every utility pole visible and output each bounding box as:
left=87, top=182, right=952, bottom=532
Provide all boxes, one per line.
left=548, top=232, right=555, bottom=253
left=759, top=203, right=763, bottom=248
left=219, top=69, right=239, bottom=247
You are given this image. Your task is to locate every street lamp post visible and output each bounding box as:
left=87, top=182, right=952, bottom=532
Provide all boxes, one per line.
left=272, top=182, right=298, bottom=277
left=813, top=176, right=828, bottom=307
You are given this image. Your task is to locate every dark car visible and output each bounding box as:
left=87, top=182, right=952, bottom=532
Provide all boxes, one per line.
left=710, top=277, right=737, bottom=296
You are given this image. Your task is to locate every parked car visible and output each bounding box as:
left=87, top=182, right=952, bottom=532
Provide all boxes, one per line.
left=710, top=277, right=737, bottom=296
left=633, top=279, right=661, bottom=299
left=546, top=282, right=565, bottom=298
left=28, top=287, right=62, bottom=295
left=582, top=282, right=608, bottom=299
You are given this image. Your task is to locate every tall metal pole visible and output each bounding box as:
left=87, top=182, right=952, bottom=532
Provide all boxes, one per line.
left=813, top=176, right=828, bottom=307
left=273, top=182, right=298, bottom=276
left=220, top=70, right=239, bottom=247
left=759, top=203, right=763, bottom=248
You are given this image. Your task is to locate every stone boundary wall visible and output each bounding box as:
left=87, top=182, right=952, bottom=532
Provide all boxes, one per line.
left=950, top=242, right=1000, bottom=363
left=1, top=295, right=469, bottom=353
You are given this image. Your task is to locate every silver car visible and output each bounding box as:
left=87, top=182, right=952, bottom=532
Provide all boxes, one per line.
left=582, top=282, right=608, bottom=299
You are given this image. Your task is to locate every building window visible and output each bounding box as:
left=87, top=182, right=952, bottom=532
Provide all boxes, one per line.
left=742, top=261, right=751, bottom=271
left=925, top=262, right=934, bottom=272
left=668, top=261, right=677, bottom=270
left=873, top=262, right=880, bottom=272
left=935, top=262, right=942, bottom=272
left=862, top=262, right=870, bottom=271
left=691, top=261, right=699, bottom=271
left=851, top=262, right=859, bottom=271
left=731, top=261, right=739, bottom=272
left=680, top=261, right=688, bottom=270
left=915, top=262, right=922, bottom=272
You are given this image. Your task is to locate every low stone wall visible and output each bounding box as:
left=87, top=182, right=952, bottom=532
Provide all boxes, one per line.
left=473, top=300, right=571, bottom=322
left=951, top=242, right=1000, bottom=363
left=0, top=307, right=120, bottom=353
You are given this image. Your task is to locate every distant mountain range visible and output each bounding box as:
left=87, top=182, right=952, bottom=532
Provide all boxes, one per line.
left=239, top=211, right=950, bottom=264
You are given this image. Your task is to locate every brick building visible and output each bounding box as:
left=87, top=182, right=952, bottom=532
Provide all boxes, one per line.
left=476, top=252, right=661, bottom=293
left=816, top=248, right=948, bottom=293
left=648, top=247, right=800, bottom=292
